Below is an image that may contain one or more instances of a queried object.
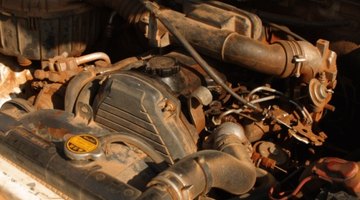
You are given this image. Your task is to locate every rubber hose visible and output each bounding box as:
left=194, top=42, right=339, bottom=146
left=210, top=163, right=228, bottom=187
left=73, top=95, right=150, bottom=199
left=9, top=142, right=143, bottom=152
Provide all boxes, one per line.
left=141, top=150, right=257, bottom=199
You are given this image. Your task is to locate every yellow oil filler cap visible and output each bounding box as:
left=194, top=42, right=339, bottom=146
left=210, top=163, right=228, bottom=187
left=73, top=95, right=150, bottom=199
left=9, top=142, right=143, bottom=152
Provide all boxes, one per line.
left=64, top=134, right=103, bottom=161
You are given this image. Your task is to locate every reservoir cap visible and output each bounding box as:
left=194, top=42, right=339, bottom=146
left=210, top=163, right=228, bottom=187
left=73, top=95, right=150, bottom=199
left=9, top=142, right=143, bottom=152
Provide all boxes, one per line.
left=65, top=134, right=103, bottom=161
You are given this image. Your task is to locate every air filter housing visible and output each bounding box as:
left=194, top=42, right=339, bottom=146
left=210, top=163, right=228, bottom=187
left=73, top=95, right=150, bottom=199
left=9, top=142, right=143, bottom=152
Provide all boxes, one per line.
left=0, top=0, right=103, bottom=60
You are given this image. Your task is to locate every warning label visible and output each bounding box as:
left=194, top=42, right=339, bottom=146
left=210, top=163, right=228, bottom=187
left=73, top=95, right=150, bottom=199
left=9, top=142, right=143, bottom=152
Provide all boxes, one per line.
left=66, top=134, right=99, bottom=154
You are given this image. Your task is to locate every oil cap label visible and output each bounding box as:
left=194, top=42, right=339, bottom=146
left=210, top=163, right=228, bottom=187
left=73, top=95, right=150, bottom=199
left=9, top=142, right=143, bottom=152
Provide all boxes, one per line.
left=66, top=134, right=99, bottom=154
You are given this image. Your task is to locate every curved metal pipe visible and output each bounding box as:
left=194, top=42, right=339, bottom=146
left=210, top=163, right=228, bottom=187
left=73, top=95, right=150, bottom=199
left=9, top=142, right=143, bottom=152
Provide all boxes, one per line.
left=145, top=7, right=334, bottom=83
left=139, top=122, right=257, bottom=200
left=64, top=70, right=97, bottom=113
left=140, top=150, right=257, bottom=200
left=75, top=52, right=111, bottom=66
left=214, top=122, right=253, bottom=161
left=214, top=122, right=248, bottom=144
left=96, top=56, right=143, bottom=74
left=86, top=0, right=336, bottom=83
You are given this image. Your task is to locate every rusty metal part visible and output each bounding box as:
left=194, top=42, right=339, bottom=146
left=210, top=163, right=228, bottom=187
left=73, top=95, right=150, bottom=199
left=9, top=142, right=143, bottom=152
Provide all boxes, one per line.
left=34, top=67, right=83, bottom=83
left=75, top=52, right=111, bottom=66
left=252, top=152, right=276, bottom=169
left=18, top=109, right=107, bottom=142
left=254, top=141, right=289, bottom=166
left=288, top=122, right=327, bottom=146
left=41, top=52, right=111, bottom=72
left=142, top=1, right=265, bottom=112
left=312, top=157, right=360, bottom=198
left=244, top=122, right=270, bottom=143
left=252, top=152, right=287, bottom=174
left=90, top=0, right=337, bottom=82
left=269, top=105, right=327, bottom=146
left=309, top=78, right=333, bottom=111
left=97, top=56, right=143, bottom=74
left=141, top=1, right=337, bottom=127
left=247, top=85, right=313, bottom=124
left=189, top=86, right=213, bottom=133
left=33, top=83, right=63, bottom=110
left=138, top=2, right=337, bottom=83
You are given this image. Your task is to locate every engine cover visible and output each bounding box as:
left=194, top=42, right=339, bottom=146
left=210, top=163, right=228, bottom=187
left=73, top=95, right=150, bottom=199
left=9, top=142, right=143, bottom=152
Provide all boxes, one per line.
left=93, top=71, right=198, bottom=164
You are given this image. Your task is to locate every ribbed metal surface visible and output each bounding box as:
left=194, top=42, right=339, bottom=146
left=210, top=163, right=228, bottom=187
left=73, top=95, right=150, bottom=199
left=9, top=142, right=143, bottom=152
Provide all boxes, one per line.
left=0, top=1, right=103, bottom=60
left=95, top=96, right=174, bottom=164
left=93, top=72, right=198, bottom=165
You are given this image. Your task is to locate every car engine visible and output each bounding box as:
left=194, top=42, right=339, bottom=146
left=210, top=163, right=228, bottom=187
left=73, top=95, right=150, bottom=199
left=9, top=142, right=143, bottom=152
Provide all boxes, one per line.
left=0, top=0, right=359, bottom=199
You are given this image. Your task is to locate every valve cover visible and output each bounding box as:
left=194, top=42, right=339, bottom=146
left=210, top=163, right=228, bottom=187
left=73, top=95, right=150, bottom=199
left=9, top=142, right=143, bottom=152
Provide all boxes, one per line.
left=93, top=71, right=198, bottom=164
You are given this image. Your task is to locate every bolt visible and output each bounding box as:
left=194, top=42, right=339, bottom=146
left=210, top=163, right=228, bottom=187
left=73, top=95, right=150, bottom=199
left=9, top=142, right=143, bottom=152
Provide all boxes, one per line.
left=95, top=173, right=106, bottom=181
left=163, top=100, right=176, bottom=112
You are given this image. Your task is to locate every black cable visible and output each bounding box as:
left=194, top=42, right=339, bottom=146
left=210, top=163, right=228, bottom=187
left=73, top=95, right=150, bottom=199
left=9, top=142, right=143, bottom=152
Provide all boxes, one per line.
left=140, top=0, right=262, bottom=112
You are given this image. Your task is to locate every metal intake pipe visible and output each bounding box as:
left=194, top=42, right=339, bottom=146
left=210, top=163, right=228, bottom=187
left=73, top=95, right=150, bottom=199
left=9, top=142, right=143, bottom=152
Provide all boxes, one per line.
left=138, top=150, right=257, bottom=200
left=157, top=8, right=336, bottom=83
left=213, top=122, right=253, bottom=162
left=85, top=0, right=336, bottom=83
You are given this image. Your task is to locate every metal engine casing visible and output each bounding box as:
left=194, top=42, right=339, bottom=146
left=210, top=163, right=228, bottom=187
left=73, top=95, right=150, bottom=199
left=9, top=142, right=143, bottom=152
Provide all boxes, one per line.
left=93, top=71, right=198, bottom=164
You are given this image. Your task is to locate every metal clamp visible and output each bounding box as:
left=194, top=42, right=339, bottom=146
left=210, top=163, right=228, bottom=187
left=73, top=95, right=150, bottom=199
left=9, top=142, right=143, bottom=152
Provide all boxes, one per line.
left=293, top=55, right=306, bottom=78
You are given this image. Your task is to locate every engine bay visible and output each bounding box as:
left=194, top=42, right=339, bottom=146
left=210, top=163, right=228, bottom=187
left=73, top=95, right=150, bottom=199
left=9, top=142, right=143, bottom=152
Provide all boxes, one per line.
left=0, top=0, right=359, bottom=199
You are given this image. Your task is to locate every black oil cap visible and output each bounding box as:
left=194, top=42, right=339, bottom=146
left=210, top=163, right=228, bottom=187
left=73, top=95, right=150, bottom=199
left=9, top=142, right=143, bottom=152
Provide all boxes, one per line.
left=146, top=56, right=180, bottom=77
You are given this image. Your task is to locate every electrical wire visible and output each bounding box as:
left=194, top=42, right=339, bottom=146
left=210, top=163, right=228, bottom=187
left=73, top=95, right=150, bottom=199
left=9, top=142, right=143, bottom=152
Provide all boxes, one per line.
left=247, top=86, right=313, bottom=124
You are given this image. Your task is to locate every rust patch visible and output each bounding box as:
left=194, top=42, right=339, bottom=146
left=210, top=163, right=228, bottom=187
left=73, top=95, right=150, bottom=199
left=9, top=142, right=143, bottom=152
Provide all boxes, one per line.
left=47, top=127, right=70, bottom=140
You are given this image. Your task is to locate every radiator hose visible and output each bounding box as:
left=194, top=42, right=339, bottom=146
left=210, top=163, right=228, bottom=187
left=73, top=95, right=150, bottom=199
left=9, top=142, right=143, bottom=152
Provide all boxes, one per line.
left=138, top=150, right=257, bottom=200
left=138, top=122, right=257, bottom=200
